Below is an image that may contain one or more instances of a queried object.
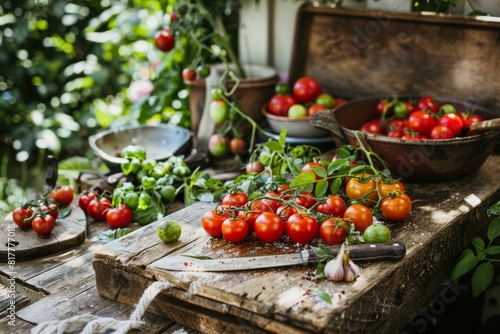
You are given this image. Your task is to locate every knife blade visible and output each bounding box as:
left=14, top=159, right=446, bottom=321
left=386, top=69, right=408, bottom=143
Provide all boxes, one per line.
left=153, top=242, right=406, bottom=272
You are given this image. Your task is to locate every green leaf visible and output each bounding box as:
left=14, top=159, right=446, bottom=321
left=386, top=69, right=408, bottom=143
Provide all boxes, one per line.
left=471, top=262, right=494, bottom=297
left=330, top=177, right=342, bottom=194
left=315, top=262, right=326, bottom=280
left=312, top=289, right=332, bottom=304
left=278, top=127, right=287, bottom=147
left=467, top=10, right=488, bottom=16
left=290, top=171, right=317, bottom=188
left=347, top=165, right=367, bottom=175
left=311, top=244, right=332, bottom=262
left=487, top=216, right=500, bottom=241
left=449, top=253, right=478, bottom=282
left=98, top=228, right=132, bottom=245
left=460, top=248, right=474, bottom=261
left=315, top=179, right=328, bottom=198
left=485, top=246, right=500, bottom=256
left=58, top=205, right=72, bottom=218
left=311, top=165, right=327, bottom=178
left=472, top=237, right=484, bottom=254
left=487, top=202, right=500, bottom=216
left=328, top=158, right=348, bottom=173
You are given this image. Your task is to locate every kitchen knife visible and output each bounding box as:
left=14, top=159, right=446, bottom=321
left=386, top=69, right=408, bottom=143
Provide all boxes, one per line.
left=153, top=242, right=406, bottom=272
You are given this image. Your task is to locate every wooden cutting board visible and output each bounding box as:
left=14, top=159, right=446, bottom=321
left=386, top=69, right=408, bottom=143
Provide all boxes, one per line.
left=0, top=203, right=86, bottom=262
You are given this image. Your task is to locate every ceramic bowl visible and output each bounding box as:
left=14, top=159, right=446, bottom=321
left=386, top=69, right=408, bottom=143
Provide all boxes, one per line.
left=262, top=107, right=329, bottom=138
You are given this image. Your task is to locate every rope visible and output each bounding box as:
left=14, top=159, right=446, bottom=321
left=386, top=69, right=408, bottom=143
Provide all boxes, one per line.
left=30, top=281, right=173, bottom=334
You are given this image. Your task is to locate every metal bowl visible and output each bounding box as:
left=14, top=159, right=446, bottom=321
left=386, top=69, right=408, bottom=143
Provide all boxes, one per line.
left=89, top=124, right=193, bottom=172
left=311, top=96, right=500, bottom=182
left=262, top=106, right=329, bottom=138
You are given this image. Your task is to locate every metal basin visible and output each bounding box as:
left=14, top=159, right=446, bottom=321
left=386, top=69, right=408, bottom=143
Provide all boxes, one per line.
left=89, top=124, right=193, bottom=172
left=311, top=96, right=500, bottom=182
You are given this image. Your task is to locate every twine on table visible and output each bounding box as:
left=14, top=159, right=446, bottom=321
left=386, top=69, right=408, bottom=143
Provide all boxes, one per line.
left=30, top=281, right=173, bottom=334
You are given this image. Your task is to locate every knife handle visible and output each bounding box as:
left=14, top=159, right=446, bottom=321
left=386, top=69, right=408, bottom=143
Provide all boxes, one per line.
left=305, top=242, right=406, bottom=263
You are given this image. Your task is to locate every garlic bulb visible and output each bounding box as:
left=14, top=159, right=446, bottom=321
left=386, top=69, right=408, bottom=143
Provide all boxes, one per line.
left=324, top=244, right=345, bottom=282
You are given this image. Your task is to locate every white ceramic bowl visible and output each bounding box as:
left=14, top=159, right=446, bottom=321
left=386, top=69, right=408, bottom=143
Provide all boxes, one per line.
left=262, top=107, right=329, bottom=138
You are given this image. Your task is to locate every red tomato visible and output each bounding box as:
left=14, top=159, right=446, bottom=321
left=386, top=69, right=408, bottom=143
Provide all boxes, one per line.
left=334, top=98, right=347, bottom=107
left=201, top=209, right=227, bottom=237
left=286, top=214, right=319, bottom=245
left=408, top=111, right=436, bottom=136
left=276, top=205, right=297, bottom=221
left=360, top=121, right=385, bottom=135
left=417, top=96, right=440, bottom=113
left=380, top=194, right=412, bottom=222
left=105, top=204, right=133, bottom=229
left=267, top=94, right=297, bottom=116
left=182, top=68, right=197, bottom=82
left=387, top=129, right=404, bottom=138
left=229, top=138, right=246, bottom=155
left=12, top=207, right=33, bottom=229
left=437, top=114, right=463, bottom=136
left=78, top=191, right=98, bottom=212
left=221, top=217, right=249, bottom=243
left=32, top=215, right=55, bottom=237
left=343, top=204, right=373, bottom=232
left=292, top=77, right=322, bottom=103
left=300, top=162, right=326, bottom=180
left=49, top=186, right=74, bottom=206
left=461, top=113, right=484, bottom=127
left=295, top=191, right=317, bottom=209
left=252, top=192, right=282, bottom=213
left=41, top=203, right=59, bottom=220
left=315, top=195, right=347, bottom=217
left=402, top=133, right=428, bottom=140
left=87, top=197, right=111, bottom=221
left=376, top=100, right=393, bottom=117
left=245, top=161, right=265, bottom=174
left=307, top=103, right=326, bottom=116
left=154, top=28, right=175, bottom=52
left=221, top=192, right=248, bottom=208
left=237, top=210, right=259, bottom=232
left=390, top=118, right=408, bottom=130
left=254, top=212, right=285, bottom=243
left=430, top=125, right=455, bottom=140
left=319, top=218, right=349, bottom=245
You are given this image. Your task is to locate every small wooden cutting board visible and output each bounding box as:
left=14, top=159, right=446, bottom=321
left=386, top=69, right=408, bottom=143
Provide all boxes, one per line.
left=0, top=204, right=86, bottom=262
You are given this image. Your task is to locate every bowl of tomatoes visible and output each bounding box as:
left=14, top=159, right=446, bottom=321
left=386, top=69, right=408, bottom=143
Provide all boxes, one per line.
left=311, top=95, right=499, bottom=182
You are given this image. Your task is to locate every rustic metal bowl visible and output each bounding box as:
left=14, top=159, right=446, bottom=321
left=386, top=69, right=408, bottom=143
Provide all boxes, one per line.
left=262, top=107, right=329, bottom=138
left=310, top=96, right=500, bottom=182
left=89, top=124, right=193, bottom=172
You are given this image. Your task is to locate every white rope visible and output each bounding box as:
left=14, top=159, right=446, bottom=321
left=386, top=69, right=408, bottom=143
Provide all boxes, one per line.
left=30, top=281, right=173, bottom=334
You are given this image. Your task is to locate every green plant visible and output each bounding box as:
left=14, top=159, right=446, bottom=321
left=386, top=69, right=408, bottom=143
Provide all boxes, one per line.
left=449, top=201, right=500, bottom=297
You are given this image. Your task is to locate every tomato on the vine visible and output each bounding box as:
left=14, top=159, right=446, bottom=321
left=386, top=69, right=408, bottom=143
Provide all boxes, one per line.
left=229, top=138, right=246, bottom=155
left=221, top=217, right=249, bottom=243
left=32, top=214, right=55, bottom=237
left=292, top=77, right=322, bottom=103
left=343, top=204, right=373, bottom=232
left=154, top=28, right=175, bottom=52
left=295, top=191, right=317, bottom=209
left=252, top=192, right=282, bottom=213
left=237, top=210, right=259, bottom=232
left=182, top=68, right=197, bottom=82
left=201, top=209, right=227, bottom=237
left=345, top=174, right=378, bottom=207
left=197, top=65, right=211, bottom=78
left=380, top=194, right=412, bottom=222
left=376, top=100, right=393, bottom=117
left=315, top=194, right=347, bottom=217
left=378, top=181, right=405, bottom=198
left=245, top=161, right=265, bottom=174
left=286, top=213, right=319, bottom=245
left=49, top=186, right=74, bottom=206
left=105, top=204, right=133, bottom=229
left=12, top=207, right=33, bottom=229
left=319, top=218, right=349, bottom=245
left=78, top=191, right=98, bottom=212
left=41, top=203, right=59, bottom=220
left=221, top=192, right=248, bottom=208
left=276, top=205, right=297, bottom=221
left=254, top=212, right=285, bottom=243
left=87, top=197, right=111, bottom=221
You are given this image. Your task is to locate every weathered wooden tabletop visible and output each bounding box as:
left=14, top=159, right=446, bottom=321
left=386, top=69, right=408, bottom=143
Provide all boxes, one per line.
left=88, top=154, right=500, bottom=334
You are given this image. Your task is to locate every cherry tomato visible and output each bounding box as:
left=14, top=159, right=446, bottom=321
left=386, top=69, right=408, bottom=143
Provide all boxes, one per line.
left=286, top=213, right=319, bottom=245
left=319, top=218, right=349, bottom=245
left=245, top=161, right=265, bottom=174
left=78, top=191, right=98, bottom=212
left=378, top=181, right=405, bottom=198
left=437, top=114, right=463, bottom=136
left=252, top=192, right=282, bottom=213
left=201, top=209, right=227, bottom=237
left=300, top=162, right=326, bottom=180
left=221, top=217, right=249, bottom=243
left=105, top=204, right=133, bottom=229
left=430, top=125, right=455, bottom=140
left=294, top=191, right=317, bottom=209
left=360, top=120, right=385, bottom=135
left=237, top=210, right=259, bottom=232
left=276, top=205, right=297, bottom=221
left=254, top=212, right=285, bottom=243
left=154, top=28, right=175, bottom=52
left=307, top=103, right=326, bottom=116
left=315, top=195, right=347, bottom=217
left=229, top=138, right=246, bottom=155
left=363, top=224, right=391, bottom=243
left=392, top=101, right=408, bottom=118
left=343, top=204, right=373, bottom=232
left=197, top=65, right=211, bottom=78
left=32, top=214, right=55, bottom=237
left=49, top=186, right=74, bottom=206
left=402, top=133, right=428, bottom=140
left=387, top=129, right=404, bottom=138
left=380, top=194, right=412, bottom=222
left=345, top=174, right=378, bottom=207
left=41, top=203, right=59, bottom=220
left=267, top=94, right=297, bottom=116
left=408, top=111, right=436, bottom=136
left=390, top=118, right=408, bottom=130
left=12, top=207, right=33, bottom=229
left=182, top=68, right=197, bottom=82
left=376, top=100, right=393, bottom=117
left=87, top=197, right=111, bottom=221
left=221, top=192, right=248, bottom=208
left=417, top=96, right=440, bottom=113
left=208, top=133, right=229, bottom=157
left=461, top=113, right=484, bottom=128
left=293, top=77, right=322, bottom=103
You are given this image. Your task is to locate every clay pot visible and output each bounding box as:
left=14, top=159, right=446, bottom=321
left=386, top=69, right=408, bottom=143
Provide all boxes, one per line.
left=188, top=63, right=279, bottom=133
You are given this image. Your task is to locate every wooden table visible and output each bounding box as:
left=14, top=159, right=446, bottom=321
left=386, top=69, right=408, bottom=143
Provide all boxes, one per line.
left=90, top=154, right=500, bottom=334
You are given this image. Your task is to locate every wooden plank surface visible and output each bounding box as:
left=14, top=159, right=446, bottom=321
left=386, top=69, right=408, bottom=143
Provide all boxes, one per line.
left=92, top=153, right=500, bottom=333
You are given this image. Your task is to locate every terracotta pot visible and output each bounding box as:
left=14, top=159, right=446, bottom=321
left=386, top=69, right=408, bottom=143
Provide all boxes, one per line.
left=189, top=63, right=279, bottom=133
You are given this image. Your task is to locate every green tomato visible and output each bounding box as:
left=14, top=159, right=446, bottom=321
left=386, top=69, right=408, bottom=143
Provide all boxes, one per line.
left=141, top=176, right=157, bottom=190
left=393, top=102, right=409, bottom=119
left=172, top=165, right=191, bottom=178
left=159, top=185, right=176, bottom=203
left=151, top=165, right=167, bottom=179
left=197, top=65, right=211, bottom=78
left=211, top=87, right=225, bottom=100
left=208, top=134, right=228, bottom=158
left=275, top=83, right=290, bottom=95
left=157, top=220, right=182, bottom=243
left=124, top=192, right=139, bottom=211
left=141, top=159, right=157, bottom=172
left=315, top=93, right=335, bottom=109
left=209, top=100, right=229, bottom=124
left=156, top=176, right=172, bottom=187
left=440, top=104, right=456, bottom=114
left=287, top=104, right=307, bottom=118
left=363, top=224, right=391, bottom=244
